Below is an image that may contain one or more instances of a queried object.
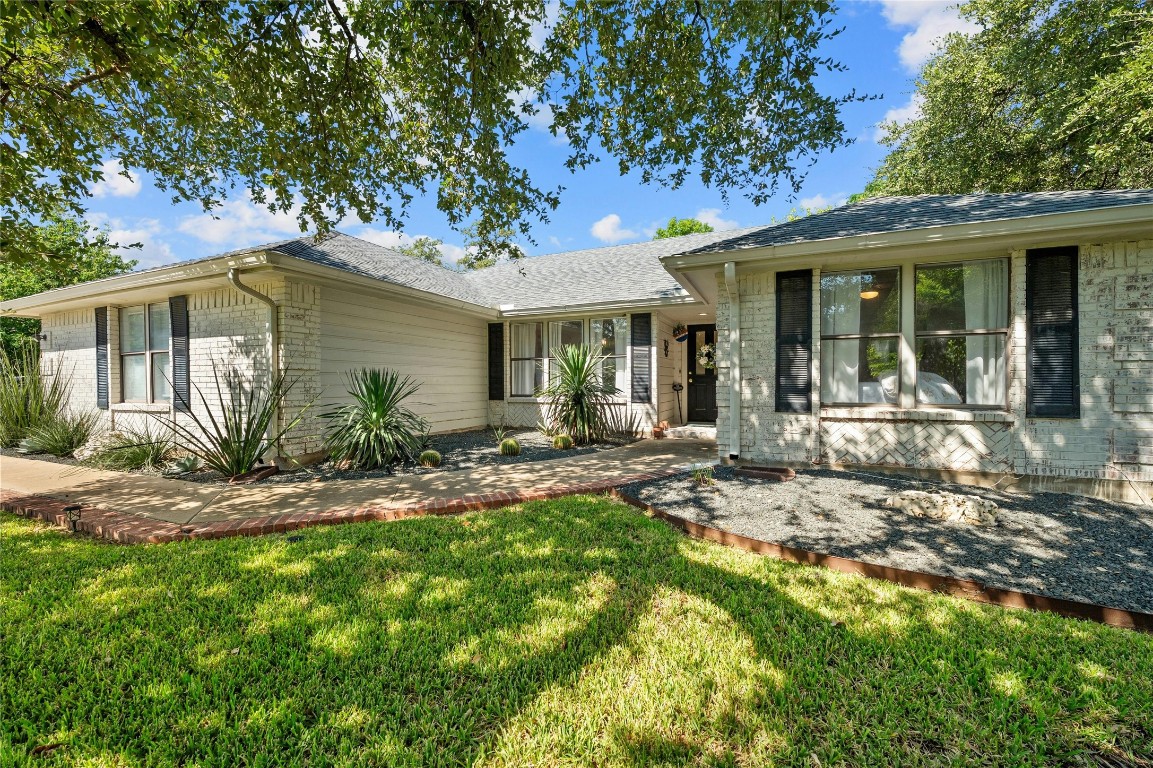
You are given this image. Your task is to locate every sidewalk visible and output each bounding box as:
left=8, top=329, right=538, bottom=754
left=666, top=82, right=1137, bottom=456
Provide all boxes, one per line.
left=1, top=439, right=715, bottom=542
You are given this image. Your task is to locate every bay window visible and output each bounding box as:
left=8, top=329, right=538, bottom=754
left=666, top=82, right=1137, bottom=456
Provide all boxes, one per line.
left=818, top=258, right=1009, bottom=408
left=120, top=302, right=172, bottom=403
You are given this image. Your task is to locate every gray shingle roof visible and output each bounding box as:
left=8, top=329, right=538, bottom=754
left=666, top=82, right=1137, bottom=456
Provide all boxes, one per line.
left=462, top=227, right=766, bottom=311
left=685, top=190, right=1153, bottom=255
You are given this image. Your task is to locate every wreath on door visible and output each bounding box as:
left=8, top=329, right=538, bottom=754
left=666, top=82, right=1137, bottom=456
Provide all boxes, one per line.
left=697, top=343, right=716, bottom=371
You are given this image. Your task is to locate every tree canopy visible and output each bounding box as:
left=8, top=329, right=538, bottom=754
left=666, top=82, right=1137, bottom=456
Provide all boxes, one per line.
left=1, top=0, right=863, bottom=264
left=0, top=213, right=136, bottom=355
left=868, top=0, right=1153, bottom=195
left=397, top=236, right=446, bottom=266
left=653, top=217, right=714, bottom=239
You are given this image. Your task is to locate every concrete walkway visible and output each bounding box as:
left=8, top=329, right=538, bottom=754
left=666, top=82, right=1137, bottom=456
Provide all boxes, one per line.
left=1, top=439, right=714, bottom=532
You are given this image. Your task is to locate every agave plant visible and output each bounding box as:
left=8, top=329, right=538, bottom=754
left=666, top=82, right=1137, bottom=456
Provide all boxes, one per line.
left=322, top=368, right=429, bottom=470
left=539, top=344, right=622, bottom=446
left=152, top=365, right=310, bottom=478
left=0, top=345, right=68, bottom=447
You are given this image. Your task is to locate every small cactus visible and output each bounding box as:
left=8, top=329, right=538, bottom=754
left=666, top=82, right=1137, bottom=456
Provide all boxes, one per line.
left=552, top=434, right=574, bottom=450
left=499, top=437, right=521, bottom=456
left=419, top=449, right=442, bottom=468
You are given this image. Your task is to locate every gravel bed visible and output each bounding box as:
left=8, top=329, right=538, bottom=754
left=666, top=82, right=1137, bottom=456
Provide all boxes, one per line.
left=619, top=466, right=1153, bottom=613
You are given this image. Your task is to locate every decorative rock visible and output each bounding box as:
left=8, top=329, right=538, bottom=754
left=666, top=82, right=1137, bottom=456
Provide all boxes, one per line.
left=74, top=431, right=124, bottom=462
left=884, top=489, right=999, bottom=526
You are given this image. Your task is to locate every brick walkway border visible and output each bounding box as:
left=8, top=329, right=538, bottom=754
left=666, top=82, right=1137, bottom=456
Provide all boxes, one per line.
left=609, top=489, right=1153, bottom=634
left=0, top=469, right=679, bottom=545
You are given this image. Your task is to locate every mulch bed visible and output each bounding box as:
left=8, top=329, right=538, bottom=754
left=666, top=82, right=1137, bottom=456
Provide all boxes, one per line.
left=619, top=466, right=1153, bottom=614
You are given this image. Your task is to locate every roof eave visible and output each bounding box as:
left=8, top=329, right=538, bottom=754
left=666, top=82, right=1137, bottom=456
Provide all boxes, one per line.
left=660, top=203, right=1153, bottom=274
left=496, top=294, right=700, bottom=318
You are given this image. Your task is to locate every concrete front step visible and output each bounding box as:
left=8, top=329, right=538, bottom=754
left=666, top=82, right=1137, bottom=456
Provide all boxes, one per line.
left=663, top=425, right=717, bottom=440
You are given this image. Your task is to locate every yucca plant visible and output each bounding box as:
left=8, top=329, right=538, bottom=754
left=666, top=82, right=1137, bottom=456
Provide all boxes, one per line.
left=18, top=410, right=101, bottom=457
left=539, top=344, right=622, bottom=446
left=152, top=365, right=309, bottom=478
left=84, top=426, right=176, bottom=471
left=322, top=368, right=429, bottom=470
left=0, top=345, right=68, bottom=447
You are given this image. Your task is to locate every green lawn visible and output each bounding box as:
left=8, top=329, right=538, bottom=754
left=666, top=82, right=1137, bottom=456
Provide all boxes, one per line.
left=2, top=498, right=1150, bottom=767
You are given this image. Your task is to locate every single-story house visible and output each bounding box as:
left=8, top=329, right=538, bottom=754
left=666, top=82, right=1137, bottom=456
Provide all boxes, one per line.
left=3, top=190, right=1151, bottom=498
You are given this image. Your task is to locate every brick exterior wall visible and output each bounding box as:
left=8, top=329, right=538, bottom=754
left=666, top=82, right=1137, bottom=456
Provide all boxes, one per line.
left=714, top=239, right=1153, bottom=486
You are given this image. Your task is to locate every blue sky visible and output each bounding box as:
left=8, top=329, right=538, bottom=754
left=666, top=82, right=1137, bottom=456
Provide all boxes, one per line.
left=85, top=0, right=974, bottom=270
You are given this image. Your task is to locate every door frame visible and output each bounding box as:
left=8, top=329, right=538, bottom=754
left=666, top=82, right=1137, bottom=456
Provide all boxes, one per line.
left=686, top=323, right=718, bottom=423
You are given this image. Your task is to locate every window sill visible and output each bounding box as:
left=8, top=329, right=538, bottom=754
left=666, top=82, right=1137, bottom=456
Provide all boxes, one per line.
left=819, top=407, right=1015, bottom=424
left=111, top=402, right=171, bottom=414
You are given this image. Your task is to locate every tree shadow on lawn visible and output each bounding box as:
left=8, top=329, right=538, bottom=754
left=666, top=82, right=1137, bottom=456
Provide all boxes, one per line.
left=1, top=499, right=1151, bottom=767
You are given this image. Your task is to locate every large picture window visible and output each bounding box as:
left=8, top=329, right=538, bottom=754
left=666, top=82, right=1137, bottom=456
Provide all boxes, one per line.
left=820, top=268, right=900, bottom=404
left=120, top=302, right=171, bottom=403
left=548, top=319, right=584, bottom=385
left=509, top=316, right=628, bottom=397
left=914, top=259, right=1008, bottom=407
left=591, top=317, right=627, bottom=392
left=510, top=322, right=544, bottom=397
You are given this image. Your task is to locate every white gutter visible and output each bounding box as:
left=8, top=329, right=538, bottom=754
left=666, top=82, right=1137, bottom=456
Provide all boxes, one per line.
left=227, top=268, right=280, bottom=457
left=723, top=262, right=740, bottom=462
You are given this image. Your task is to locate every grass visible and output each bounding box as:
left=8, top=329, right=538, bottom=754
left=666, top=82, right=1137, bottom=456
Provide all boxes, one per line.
left=1, top=497, right=1150, bottom=767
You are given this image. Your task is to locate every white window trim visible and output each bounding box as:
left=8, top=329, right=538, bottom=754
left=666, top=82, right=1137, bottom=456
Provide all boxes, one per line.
left=507, top=315, right=631, bottom=402
left=119, top=303, right=172, bottom=405
left=816, top=255, right=1012, bottom=412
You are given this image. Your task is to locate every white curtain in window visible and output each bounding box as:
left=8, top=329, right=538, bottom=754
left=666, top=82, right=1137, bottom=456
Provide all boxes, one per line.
left=511, top=323, right=541, bottom=396
left=820, top=275, right=862, bottom=402
left=963, top=261, right=1007, bottom=405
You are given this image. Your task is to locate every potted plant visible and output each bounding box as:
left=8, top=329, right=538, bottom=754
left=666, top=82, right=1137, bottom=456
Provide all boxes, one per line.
left=672, top=323, right=689, bottom=342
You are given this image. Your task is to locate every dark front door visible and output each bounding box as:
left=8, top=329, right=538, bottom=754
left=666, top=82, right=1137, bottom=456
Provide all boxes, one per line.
left=686, top=324, right=717, bottom=423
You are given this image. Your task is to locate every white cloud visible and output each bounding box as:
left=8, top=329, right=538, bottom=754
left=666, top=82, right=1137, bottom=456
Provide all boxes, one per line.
left=873, top=94, right=924, bottom=142
left=799, top=193, right=848, bottom=211
left=177, top=193, right=303, bottom=246
left=694, top=208, right=739, bottom=231
left=590, top=213, right=639, bottom=244
left=353, top=227, right=466, bottom=267
left=876, top=0, right=979, bottom=72
left=90, top=159, right=142, bottom=199
left=88, top=213, right=176, bottom=270
left=547, top=235, right=562, bottom=248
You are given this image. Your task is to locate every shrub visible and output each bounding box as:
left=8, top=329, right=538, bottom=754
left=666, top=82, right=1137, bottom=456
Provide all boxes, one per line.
left=18, top=410, right=101, bottom=457
left=419, top=449, right=442, bottom=468
left=499, top=437, right=520, bottom=456
left=153, top=365, right=310, bottom=478
left=322, top=368, right=429, bottom=470
left=691, top=465, right=716, bottom=486
left=552, top=434, right=574, bottom=450
left=0, top=346, right=68, bottom=447
left=539, top=344, right=622, bottom=446
left=84, top=426, right=176, bottom=471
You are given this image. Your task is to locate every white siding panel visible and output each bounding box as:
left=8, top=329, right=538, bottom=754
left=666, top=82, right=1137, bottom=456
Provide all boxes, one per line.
left=318, top=289, right=489, bottom=433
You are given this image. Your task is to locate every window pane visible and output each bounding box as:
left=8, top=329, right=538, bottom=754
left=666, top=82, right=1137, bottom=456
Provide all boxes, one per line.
left=511, top=360, right=544, bottom=397
left=821, top=338, right=899, bottom=404
left=591, top=317, right=627, bottom=357
left=549, top=320, right=583, bottom=353
left=122, top=355, right=147, bottom=400
left=152, top=352, right=172, bottom=402
left=916, top=335, right=1005, bottom=406
left=598, top=356, right=627, bottom=394
left=916, top=260, right=1008, bottom=332
left=148, top=302, right=171, bottom=350
left=120, top=306, right=146, bottom=353
left=511, top=322, right=543, bottom=358
left=820, top=269, right=900, bottom=336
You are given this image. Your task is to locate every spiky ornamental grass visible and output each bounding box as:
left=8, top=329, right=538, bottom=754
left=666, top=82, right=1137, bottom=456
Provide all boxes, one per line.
left=0, top=345, right=68, bottom=447
left=322, top=368, right=429, bottom=470
left=17, top=409, right=100, bottom=457
left=2, top=498, right=1151, bottom=766
left=83, top=425, right=177, bottom=472
left=153, top=365, right=310, bottom=478
left=539, top=344, right=622, bottom=446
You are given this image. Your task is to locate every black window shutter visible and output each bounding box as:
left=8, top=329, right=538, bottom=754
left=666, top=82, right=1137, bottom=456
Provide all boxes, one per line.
left=487, top=322, right=504, bottom=400
left=630, top=313, right=652, bottom=404
left=94, top=306, right=109, bottom=409
left=169, top=295, right=191, bottom=413
left=776, top=270, right=813, bottom=413
left=1026, top=247, right=1079, bottom=418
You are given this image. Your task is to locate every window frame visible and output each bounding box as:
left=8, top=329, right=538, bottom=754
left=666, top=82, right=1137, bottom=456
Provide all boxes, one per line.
left=818, top=266, right=902, bottom=408
left=508, top=315, right=629, bottom=399
left=816, top=257, right=1012, bottom=412
left=912, top=258, right=1011, bottom=410
left=119, top=303, right=172, bottom=404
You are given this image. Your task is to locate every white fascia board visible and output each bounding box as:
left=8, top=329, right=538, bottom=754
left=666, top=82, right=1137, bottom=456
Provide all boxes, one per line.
left=661, top=204, right=1153, bottom=275
left=496, top=294, right=701, bottom=318
left=0, top=252, right=271, bottom=317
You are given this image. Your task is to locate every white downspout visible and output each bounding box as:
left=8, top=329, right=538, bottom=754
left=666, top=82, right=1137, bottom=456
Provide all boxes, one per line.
left=724, top=262, right=740, bottom=462
left=227, top=268, right=279, bottom=457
